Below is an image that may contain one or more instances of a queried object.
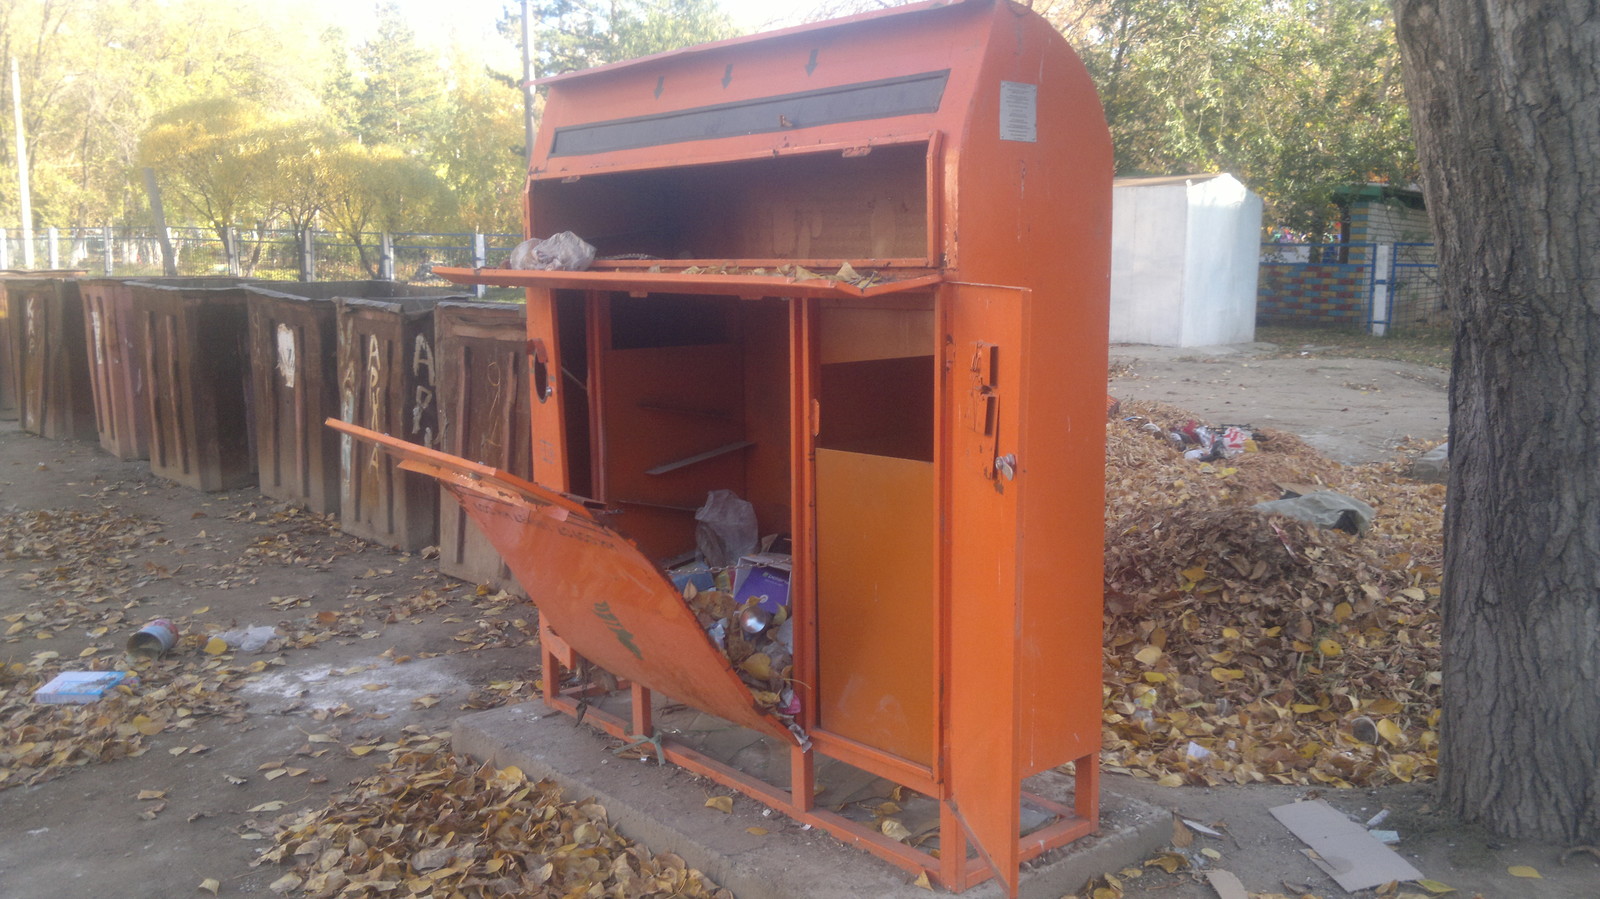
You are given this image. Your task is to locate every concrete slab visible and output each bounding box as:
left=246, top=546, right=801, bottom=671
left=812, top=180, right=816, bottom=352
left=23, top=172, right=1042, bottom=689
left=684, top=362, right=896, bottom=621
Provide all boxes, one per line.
left=453, top=704, right=1173, bottom=898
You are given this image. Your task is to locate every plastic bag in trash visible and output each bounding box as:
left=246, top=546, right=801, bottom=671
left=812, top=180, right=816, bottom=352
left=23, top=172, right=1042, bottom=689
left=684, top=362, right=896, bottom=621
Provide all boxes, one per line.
left=508, top=231, right=597, bottom=271
left=1253, top=490, right=1375, bottom=536
left=694, top=490, right=758, bottom=570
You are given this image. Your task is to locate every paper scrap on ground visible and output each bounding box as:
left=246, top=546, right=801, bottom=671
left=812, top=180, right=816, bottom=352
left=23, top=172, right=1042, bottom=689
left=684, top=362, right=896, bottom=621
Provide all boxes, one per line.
left=1269, top=799, right=1424, bottom=891
left=1204, top=870, right=1248, bottom=899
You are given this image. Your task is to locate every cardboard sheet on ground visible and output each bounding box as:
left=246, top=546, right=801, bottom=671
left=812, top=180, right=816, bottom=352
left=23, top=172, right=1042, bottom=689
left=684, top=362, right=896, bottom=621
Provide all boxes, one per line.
left=1269, top=799, right=1423, bottom=891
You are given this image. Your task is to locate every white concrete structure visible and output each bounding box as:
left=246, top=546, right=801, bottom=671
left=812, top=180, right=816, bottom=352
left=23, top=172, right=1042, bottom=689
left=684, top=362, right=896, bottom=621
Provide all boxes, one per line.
left=1109, top=173, right=1263, bottom=347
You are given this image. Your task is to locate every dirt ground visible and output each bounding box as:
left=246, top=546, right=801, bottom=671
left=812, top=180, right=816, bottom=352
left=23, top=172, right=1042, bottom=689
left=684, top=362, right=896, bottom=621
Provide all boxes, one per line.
left=0, top=340, right=1594, bottom=899
left=1108, top=341, right=1449, bottom=465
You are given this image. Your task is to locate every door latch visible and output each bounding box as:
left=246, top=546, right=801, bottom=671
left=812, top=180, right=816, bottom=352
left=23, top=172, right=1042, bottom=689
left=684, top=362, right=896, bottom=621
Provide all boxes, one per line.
left=994, top=454, right=1016, bottom=481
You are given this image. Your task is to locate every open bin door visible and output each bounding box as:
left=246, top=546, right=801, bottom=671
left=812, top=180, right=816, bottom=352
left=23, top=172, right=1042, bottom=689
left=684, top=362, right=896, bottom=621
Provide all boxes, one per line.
left=328, top=420, right=797, bottom=746
left=944, top=285, right=1028, bottom=896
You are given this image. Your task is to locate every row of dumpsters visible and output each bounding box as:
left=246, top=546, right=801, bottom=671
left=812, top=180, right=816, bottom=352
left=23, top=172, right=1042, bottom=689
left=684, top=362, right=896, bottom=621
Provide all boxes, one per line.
left=0, top=273, right=530, bottom=593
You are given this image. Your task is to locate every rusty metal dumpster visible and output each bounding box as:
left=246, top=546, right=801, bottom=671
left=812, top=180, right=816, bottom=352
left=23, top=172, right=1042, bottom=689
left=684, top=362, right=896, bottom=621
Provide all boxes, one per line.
left=248, top=282, right=461, bottom=516
left=130, top=279, right=265, bottom=492
left=4, top=274, right=97, bottom=442
left=80, top=278, right=155, bottom=459
left=433, top=300, right=531, bottom=592
left=335, top=293, right=468, bottom=550
left=333, top=2, right=1111, bottom=893
left=0, top=282, right=20, bottom=421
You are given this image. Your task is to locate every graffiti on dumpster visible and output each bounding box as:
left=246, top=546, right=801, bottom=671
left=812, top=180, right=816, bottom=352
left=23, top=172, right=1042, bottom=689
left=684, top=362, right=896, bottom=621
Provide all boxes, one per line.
left=593, top=601, right=644, bottom=660
left=365, top=335, right=385, bottom=480
left=412, top=333, right=436, bottom=448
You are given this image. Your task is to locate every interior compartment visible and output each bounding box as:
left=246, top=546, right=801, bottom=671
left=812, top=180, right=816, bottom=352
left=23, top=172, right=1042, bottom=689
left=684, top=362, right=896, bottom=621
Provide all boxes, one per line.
left=560, top=291, right=792, bottom=562
left=529, top=142, right=932, bottom=263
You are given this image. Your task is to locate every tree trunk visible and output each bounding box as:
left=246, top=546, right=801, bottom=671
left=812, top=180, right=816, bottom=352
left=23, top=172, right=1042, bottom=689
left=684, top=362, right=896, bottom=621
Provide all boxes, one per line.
left=1393, top=1, right=1600, bottom=844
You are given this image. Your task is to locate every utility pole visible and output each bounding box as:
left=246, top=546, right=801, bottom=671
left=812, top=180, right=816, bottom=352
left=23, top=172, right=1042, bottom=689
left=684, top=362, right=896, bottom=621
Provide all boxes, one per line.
left=521, top=0, right=536, bottom=176
left=10, top=57, right=34, bottom=269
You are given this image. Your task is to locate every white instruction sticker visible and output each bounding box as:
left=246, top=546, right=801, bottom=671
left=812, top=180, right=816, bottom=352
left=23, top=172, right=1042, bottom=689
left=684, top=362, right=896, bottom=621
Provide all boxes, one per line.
left=999, top=81, right=1037, bottom=143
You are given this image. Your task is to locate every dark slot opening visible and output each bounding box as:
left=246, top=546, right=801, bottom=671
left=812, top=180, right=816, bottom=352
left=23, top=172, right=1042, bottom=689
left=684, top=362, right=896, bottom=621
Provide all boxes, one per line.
left=817, top=356, right=934, bottom=462
left=610, top=294, right=732, bottom=349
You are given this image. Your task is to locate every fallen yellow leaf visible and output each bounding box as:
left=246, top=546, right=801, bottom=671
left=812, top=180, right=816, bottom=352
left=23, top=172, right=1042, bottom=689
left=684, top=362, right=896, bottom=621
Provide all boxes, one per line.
left=1318, top=638, right=1343, bottom=657
left=1144, top=852, right=1187, bottom=873
left=880, top=818, right=912, bottom=842
left=203, top=637, right=229, bottom=655
left=1414, top=879, right=1456, bottom=894
left=1377, top=718, right=1404, bottom=746
left=198, top=877, right=220, bottom=895
left=1507, top=865, right=1541, bottom=879
left=705, top=795, right=733, bottom=813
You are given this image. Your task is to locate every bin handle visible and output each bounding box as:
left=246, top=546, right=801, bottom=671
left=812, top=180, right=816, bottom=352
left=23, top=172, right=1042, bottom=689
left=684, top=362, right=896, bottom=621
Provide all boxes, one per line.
left=529, top=338, right=554, bottom=403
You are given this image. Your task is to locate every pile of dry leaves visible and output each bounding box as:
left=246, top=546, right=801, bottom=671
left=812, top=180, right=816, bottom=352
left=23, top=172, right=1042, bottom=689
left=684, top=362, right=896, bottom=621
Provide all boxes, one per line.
left=1102, top=400, right=1446, bottom=788
left=260, top=750, right=730, bottom=898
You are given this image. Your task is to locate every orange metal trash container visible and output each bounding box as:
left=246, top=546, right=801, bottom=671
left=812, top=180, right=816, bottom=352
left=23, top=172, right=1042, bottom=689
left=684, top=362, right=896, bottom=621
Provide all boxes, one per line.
left=333, top=1, right=1110, bottom=893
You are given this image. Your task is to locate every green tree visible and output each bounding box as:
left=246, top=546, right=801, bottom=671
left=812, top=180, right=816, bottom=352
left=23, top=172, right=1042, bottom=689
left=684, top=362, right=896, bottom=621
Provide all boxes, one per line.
left=1, top=0, right=342, bottom=228
left=510, top=0, right=740, bottom=78
left=323, top=142, right=453, bottom=276
left=1046, top=0, right=1414, bottom=235
left=136, top=98, right=277, bottom=245
left=353, top=2, right=446, bottom=149
left=434, top=48, right=527, bottom=235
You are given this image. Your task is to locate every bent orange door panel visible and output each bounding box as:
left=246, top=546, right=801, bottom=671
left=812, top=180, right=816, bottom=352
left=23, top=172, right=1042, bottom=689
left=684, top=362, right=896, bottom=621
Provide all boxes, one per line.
left=326, top=419, right=796, bottom=745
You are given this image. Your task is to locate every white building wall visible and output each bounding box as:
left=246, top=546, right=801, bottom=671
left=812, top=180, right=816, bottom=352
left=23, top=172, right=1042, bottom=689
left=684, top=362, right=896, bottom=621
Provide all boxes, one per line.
left=1180, top=176, right=1261, bottom=346
left=1109, top=173, right=1261, bottom=347
left=1108, top=183, right=1188, bottom=346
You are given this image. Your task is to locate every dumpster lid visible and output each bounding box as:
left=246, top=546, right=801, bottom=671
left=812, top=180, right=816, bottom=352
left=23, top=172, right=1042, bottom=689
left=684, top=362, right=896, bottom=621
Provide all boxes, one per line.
left=326, top=419, right=801, bottom=746
left=432, top=264, right=941, bottom=300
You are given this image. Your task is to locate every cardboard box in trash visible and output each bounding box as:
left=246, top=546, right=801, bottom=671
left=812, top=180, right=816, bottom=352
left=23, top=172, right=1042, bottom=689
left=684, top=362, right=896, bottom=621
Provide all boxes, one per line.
left=732, top=552, right=791, bottom=614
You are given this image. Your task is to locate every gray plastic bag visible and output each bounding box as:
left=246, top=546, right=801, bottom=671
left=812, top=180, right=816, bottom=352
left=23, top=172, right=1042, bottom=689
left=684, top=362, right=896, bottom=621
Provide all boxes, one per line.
left=694, top=490, right=758, bottom=570
left=508, top=231, right=597, bottom=271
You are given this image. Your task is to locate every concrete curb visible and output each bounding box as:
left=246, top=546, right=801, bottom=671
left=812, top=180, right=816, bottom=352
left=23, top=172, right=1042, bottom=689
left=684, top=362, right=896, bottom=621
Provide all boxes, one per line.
left=452, top=704, right=1172, bottom=898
